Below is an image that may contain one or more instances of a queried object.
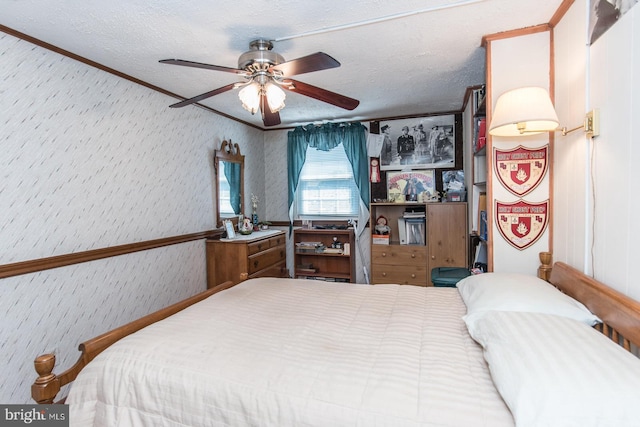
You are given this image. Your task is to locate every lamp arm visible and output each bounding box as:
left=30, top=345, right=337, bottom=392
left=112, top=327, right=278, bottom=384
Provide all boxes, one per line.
left=560, top=109, right=599, bottom=137
left=561, top=124, right=584, bottom=136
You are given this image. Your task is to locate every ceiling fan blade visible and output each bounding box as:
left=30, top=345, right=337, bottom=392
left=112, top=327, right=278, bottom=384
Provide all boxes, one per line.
left=160, top=59, right=246, bottom=75
left=260, top=93, right=281, bottom=127
left=169, top=83, right=237, bottom=108
left=271, top=52, right=340, bottom=76
left=284, top=79, right=359, bottom=110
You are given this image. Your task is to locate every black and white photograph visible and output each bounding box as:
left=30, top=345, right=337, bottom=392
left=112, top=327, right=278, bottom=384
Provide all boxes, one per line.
left=378, top=115, right=456, bottom=171
left=590, top=0, right=638, bottom=44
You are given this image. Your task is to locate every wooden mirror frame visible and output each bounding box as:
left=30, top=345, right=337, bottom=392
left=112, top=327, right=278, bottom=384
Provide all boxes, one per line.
left=214, top=140, right=244, bottom=228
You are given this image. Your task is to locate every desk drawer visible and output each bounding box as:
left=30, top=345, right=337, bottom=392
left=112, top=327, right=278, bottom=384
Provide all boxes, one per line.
left=248, top=245, right=286, bottom=274
left=372, top=265, right=428, bottom=286
left=372, top=245, right=428, bottom=265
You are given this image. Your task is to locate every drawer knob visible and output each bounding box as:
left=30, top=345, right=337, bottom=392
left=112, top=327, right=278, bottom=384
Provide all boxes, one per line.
left=411, top=253, right=416, bottom=258
left=411, top=273, right=416, bottom=278
left=253, top=260, right=259, bottom=268
left=382, top=272, right=387, bottom=277
left=431, top=255, right=435, bottom=260
left=382, top=252, right=387, bottom=257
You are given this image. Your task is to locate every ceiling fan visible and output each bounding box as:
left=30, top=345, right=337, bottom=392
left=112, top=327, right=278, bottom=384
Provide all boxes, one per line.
left=160, top=39, right=359, bottom=127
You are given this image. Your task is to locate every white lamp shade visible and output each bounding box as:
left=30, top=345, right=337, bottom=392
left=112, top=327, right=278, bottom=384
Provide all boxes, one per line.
left=265, top=83, right=286, bottom=113
left=489, top=87, right=560, bottom=136
left=238, top=83, right=260, bottom=114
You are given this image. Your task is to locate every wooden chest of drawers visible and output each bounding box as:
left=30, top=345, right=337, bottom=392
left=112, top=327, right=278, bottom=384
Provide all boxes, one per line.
left=369, top=202, right=468, bottom=286
left=371, top=245, right=429, bottom=286
left=206, top=229, right=287, bottom=288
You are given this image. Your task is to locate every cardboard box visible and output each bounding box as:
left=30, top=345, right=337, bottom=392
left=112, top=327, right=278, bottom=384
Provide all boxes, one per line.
left=446, top=191, right=467, bottom=202
left=372, top=234, right=390, bottom=245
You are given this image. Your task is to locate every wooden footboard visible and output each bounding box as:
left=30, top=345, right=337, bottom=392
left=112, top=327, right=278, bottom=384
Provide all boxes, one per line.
left=32, top=279, right=241, bottom=404
left=549, top=262, right=640, bottom=351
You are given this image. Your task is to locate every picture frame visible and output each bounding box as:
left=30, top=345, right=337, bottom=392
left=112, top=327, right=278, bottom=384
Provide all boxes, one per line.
left=223, top=219, right=236, bottom=239
left=386, top=170, right=436, bottom=203
left=378, top=115, right=456, bottom=171
left=442, top=170, right=466, bottom=201
left=589, top=0, right=638, bottom=44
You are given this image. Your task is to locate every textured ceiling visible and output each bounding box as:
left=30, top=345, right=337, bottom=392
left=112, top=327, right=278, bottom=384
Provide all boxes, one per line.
left=2, top=0, right=563, bottom=129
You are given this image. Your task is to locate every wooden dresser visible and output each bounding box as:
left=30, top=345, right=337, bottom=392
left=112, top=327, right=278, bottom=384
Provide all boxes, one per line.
left=371, top=245, right=429, bottom=286
left=206, top=229, right=287, bottom=288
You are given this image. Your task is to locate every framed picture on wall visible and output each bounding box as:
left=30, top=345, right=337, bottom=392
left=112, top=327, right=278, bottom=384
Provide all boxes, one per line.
left=378, top=115, right=456, bottom=171
left=589, top=0, right=638, bottom=44
left=386, top=170, right=436, bottom=203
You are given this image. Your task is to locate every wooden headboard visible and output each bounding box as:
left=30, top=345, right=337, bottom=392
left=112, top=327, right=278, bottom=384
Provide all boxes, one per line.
left=549, top=262, right=640, bottom=351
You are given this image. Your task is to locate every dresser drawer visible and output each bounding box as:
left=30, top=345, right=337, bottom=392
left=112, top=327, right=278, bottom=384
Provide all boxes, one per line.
left=371, top=245, right=428, bottom=266
left=269, top=234, right=285, bottom=248
left=250, top=260, right=287, bottom=279
left=248, top=238, right=272, bottom=255
left=248, top=245, right=286, bottom=274
left=372, top=265, right=428, bottom=286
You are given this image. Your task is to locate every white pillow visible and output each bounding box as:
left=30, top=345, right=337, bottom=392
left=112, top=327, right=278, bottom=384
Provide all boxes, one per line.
left=456, top=272, right=600, bottom=335
left=468, top=311, right=640, bottom=427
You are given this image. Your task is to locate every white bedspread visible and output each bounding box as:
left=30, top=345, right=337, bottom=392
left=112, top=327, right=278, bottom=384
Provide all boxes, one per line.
left=67, top=278, right=513, bottom=426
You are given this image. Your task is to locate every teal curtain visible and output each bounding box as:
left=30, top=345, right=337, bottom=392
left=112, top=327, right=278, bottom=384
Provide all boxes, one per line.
left=287, top=122, right=369, bottom=227
left=287, top=127, right=310, bottom=222
left=341, top=122, right=370, bottom=207
left=223, top=161, right=241, bottom=214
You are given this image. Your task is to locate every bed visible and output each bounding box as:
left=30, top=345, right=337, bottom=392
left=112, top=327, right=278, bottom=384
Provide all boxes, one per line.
left=31, top=260, right=640, bottom=426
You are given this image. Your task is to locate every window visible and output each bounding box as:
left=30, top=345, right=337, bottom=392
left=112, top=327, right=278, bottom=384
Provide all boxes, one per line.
left=218, top=174, right=234, bottom=215
left=296, top=143, right=359, bottom=218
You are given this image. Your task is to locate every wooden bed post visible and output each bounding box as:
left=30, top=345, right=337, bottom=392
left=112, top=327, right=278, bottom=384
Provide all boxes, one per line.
left=32, top=354, right=60, bottom=404
left=538, top=251, right=552, bottom=281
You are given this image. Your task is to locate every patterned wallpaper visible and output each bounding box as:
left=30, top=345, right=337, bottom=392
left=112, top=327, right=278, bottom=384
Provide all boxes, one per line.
left=0, top=32, right=265, bottom=403
left=0, top=26, right=372, bottom=403
left=0, top=242, right=207, bottom=403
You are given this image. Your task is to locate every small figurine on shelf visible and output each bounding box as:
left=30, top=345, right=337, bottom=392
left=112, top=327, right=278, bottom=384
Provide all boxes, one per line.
left=239, top=217, right=253, bottom=235
left=375, top=215, right=391, bottom=235
left=331, top=236, right=342, bottom=249
left=424, top=190, right=441, bottom=203
left=251, top=193, right=259, bottom=229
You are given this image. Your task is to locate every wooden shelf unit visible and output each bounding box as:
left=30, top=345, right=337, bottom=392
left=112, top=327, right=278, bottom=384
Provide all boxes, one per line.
left=293, top=228, right=356, bottom=283
left=468, top=86, right=488, bottom=268
left=370, top=202, right=468, bottom=286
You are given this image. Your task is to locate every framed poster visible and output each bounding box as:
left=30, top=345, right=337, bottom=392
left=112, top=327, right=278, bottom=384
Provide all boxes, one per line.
left=386, top=170, right=436, bottom=203
left=378, top=115, right=456, bottom=170
left=589, top=0, right=638, bottom=44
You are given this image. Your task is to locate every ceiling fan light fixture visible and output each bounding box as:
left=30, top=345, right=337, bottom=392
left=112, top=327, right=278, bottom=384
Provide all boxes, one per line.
left=160, top=39, right=359, bottom=126
left=265, top=82, right=286, bottom=113
left=238, top=82, right=261, bottom=114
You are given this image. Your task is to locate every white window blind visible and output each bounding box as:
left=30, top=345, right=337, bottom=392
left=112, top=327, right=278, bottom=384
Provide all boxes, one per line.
left=296, top=143, right=359, bottom=218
